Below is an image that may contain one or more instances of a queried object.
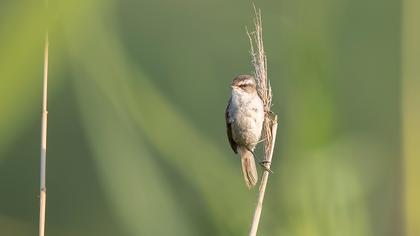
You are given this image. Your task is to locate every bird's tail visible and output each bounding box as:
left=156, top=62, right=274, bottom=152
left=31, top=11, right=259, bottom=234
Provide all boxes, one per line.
left=239, top=148, right=258, bottom=188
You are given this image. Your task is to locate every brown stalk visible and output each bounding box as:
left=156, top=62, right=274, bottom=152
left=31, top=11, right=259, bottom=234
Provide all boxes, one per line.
left=247, top=6, right=278, bottom=236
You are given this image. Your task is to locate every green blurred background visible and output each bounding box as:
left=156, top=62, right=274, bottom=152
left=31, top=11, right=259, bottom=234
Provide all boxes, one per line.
left=1, top=0, right=419, bottom=235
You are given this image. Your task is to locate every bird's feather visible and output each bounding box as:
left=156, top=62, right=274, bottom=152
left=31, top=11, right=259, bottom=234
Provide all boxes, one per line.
left=225, top=98, right=238, bottom=154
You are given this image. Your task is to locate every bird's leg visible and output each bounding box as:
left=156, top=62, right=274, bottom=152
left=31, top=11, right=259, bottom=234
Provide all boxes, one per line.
left=246, top=147, right=273, bottom=173
left=246, top=147, right=256, bottom=159
left=256, top=138, right=266, bottom=144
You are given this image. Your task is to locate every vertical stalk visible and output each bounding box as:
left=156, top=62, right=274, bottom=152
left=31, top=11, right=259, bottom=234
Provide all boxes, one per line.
left=39, top=30, right=49, bottom=236
left=249, top=116, right=277, bottom=236
left=247, top=6, right=278, bottom=236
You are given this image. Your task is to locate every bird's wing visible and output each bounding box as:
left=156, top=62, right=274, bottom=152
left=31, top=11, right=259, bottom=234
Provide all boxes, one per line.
left=225, top=98, right=238, bottom=154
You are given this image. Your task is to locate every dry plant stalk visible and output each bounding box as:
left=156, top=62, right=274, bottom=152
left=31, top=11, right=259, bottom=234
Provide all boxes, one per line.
left=39, top=30, right=49, bottom=236
left=247, top=6, right=278, bottom=236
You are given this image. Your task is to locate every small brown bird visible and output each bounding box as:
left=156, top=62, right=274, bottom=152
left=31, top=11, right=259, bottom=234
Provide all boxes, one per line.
left=225, top=75, right=264, bottom=188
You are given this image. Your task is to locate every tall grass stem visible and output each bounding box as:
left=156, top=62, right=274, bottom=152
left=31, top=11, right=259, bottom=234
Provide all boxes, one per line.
left=247, top=5, right=278, bottom=236
left=39, top=29, right=49, bottom=236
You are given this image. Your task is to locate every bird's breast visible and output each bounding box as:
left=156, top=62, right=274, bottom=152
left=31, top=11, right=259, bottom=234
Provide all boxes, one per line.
left=229, top=92, right=264, bottom=148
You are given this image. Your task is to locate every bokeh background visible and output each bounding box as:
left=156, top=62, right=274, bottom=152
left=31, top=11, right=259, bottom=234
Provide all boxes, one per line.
left=1, top=0, right=419, bottom=235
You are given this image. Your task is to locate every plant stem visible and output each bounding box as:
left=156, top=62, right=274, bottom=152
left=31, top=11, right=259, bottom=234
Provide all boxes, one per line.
left=39, top=30, right=49, bottom=236
left=247, top=5, right=278, bottom=236
left=249, top=116, right=277, bottom=236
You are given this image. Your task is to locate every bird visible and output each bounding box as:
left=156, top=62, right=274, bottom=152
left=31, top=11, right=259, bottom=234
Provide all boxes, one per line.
left=225, top=74, right=264, bottom=188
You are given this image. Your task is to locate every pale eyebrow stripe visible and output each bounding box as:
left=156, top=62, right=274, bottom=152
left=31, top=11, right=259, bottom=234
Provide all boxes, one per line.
left=237, top=80, right=254, bottom=86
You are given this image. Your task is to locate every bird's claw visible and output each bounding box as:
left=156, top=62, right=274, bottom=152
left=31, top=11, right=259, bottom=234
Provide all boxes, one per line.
left=258, top=161, right=273, bottom=173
